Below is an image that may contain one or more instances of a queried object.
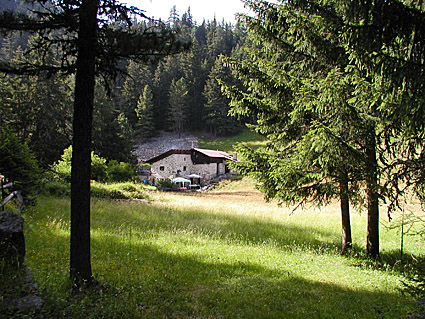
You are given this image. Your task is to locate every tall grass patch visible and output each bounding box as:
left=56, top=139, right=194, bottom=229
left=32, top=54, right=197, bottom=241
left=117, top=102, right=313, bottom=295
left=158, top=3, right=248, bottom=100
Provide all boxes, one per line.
left=11, top=180, right=424, bottom=318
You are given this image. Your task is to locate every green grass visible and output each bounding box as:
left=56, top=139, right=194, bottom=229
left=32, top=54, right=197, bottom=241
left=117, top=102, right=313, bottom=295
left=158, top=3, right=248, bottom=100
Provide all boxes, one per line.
left=197, top=128, right=268, bottom=153
left=2, top=178, right=424, bottom=318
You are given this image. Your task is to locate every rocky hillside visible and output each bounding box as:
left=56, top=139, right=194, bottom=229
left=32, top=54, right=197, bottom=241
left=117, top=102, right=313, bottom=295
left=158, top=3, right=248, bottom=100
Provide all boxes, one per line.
left=133, top=132, right=199, bottom=162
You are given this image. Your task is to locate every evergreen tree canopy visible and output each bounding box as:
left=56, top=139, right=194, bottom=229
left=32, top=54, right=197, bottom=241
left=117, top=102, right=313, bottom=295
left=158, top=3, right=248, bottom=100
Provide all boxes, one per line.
left=204, top=57, right=241, bottom=137
left=169, top=77, right=189, bottom=135
left=342, top=0, right=425, bottom=208
left=220, top=0, right=419, bottom=257
left=135, top=84, right=155, bottom=138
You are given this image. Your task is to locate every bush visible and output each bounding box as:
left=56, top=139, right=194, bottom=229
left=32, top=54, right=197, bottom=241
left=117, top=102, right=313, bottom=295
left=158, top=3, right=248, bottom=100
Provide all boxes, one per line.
left=107, top=160, right=134, bottom=182
left=90, top=182, right=149, bottom=200
left=156, top=178, right=174, bottom=189
left=51, top=146, right=108, bottom=182
left=91, top=152, right=107, bottom=182
left=42, top=181, right=71, bottom=196
left=0, top=126, right=41, bottom=204
left=51, top=145, right=72, bottom=182
left=43, top=180, right=149, bottom=200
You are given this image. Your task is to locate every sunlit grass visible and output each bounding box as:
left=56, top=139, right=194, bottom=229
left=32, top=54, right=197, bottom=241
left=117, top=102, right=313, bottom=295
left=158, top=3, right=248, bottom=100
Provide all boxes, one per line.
left=197, top=128, right=268, bottom=154
left=5, top=178, right=424, bottom=318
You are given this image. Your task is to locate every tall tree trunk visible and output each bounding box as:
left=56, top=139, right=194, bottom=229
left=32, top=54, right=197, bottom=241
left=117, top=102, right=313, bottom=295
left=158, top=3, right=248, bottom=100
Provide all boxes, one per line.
left=365, top=127, right=379, bottom=259
left=339, top=169, right=352, bottom=254
left=70, top=0, right=99, bottom=287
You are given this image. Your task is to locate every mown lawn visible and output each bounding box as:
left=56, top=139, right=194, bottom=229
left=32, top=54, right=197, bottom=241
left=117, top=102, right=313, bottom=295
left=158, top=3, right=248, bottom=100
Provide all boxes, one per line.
left=3, top=177, right=424, bottom=318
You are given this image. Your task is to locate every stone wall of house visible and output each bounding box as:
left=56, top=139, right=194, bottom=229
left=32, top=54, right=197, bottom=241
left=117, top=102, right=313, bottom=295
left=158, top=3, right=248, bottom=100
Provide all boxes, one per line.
left=150, top=153, right=192, bottom=181
left=191, top=162, right=227, bottom=183
left=150, top=153, right=231, bottom=185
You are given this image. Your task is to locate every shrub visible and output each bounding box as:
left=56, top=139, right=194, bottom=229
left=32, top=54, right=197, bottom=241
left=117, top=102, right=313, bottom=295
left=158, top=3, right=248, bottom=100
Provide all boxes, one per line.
left=52, top=146, right=108, bottom=182
left=91, top=184, right=126, bottom=199
left=0, top=125, right=41, bottom=204
left=107, top=160, right=134, bottom=182
left=42, top=181, right=71, bottom=196
left=51, top=145, right=72, bottom=182
left=156, top=178, right=174, bottom=189
left=91, top=152, right=107, bottom=182
left=90, top=182, right=149, bottom=200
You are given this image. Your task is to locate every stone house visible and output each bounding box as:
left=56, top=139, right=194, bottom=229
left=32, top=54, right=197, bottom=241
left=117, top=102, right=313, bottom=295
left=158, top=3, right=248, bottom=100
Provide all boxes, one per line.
left=145, top=148, right=237, bottom=186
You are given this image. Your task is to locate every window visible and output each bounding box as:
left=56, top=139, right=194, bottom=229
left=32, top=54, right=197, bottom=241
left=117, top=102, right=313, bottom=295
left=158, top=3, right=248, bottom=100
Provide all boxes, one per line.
left=183, top=166, right=187, bottom=171
left=160, top=166, right=165, bottom=171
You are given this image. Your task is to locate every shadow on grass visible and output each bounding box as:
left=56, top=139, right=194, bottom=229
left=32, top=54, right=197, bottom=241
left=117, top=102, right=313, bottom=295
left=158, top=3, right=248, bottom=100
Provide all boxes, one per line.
left=91, top=198, right=423, bottom=278
left=92, top=197, right=424, bottom=272
left=93, top=199, right=343, bottom=254
left=20, top=224, right=414, bottom=319
left=17, top=196, right=420, bottom=318
left=92, top=237, right=413, bottom=319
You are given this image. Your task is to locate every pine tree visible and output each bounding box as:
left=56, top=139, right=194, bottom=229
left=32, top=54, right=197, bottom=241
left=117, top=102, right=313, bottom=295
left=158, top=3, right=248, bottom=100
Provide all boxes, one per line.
left=92, top=82, right=134, bottom=163
left=135, top=85, right=155, bottom=138
left=204, top=57, right=240, bottom=137
left=169, top=77, right=188, bottom=136
left=120, top=60, right=153, bottom=128
left=0, top=46, right=73, bottom=167
left=153, top=55, right=183, bottom=130
left=0, top=125, right=40, bottom=204
left=180, top=36, right=208, bottom=131
left=221, top=0, right=388, bottom=256
left=343, top=0, right=425, bottom=211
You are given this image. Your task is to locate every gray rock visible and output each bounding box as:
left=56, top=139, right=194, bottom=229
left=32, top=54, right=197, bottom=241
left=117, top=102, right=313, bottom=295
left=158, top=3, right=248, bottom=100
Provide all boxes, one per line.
left=7, top=294, right=44, bottom=311
left=0, top=212, right=44, bottom=311
left=0, top=211, right=25, bottom=265
left=133, top=131, right=199, bottom=162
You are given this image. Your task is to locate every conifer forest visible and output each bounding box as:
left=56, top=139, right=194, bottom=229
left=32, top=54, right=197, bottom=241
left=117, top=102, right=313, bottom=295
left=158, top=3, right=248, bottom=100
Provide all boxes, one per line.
left=0, top=0, right=247, bottom=168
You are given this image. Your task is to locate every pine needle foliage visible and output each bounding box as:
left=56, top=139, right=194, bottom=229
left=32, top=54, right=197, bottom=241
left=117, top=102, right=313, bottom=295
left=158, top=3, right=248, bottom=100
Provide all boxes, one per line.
left=219, top=0, right=416, bottom=257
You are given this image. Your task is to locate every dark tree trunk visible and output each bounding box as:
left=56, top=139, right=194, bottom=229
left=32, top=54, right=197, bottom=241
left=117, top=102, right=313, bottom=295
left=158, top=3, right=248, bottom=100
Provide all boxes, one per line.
left=365, top=127, right=379, bottom=259
left=70, top=0, right=99, bottom=287
left=339, top=170, right=352, bottom=254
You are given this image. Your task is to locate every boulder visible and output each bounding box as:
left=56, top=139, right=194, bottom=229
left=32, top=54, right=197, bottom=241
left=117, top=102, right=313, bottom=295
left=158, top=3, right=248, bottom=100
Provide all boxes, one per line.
left=0, top=211, right=44, bottom=311
left=0, top=211, right=25, bottom=265
left=6, top=267, right=44, bottom=311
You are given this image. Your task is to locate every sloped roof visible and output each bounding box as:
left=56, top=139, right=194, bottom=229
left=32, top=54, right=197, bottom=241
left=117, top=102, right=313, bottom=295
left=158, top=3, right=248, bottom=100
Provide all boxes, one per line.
left=193, top=148, right=236, bottom=162
left=145, top=148, right=236, bottom=164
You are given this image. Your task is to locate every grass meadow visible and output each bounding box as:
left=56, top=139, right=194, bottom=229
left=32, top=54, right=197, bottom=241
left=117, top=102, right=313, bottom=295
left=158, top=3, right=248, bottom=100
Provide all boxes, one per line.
left=2, top=177, right=424, bottom=318
left=197, top=129, right=268, bottom=153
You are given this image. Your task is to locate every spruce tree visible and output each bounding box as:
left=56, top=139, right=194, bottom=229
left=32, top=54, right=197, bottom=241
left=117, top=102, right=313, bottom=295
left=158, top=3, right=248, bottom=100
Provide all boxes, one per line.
left=169, top=77, right=189, bottom=136
left=120, top=60, right=153, bottom=128
left=180, top=36, right=206, bottom=131
left=0, top=46, right=72, bottom=166
left=221, top=0, right=387, bottom=256
left=92, top=82, right=134, bottom=163
left=343, top=0, right=425, bottom=210
left=204, top=57, right=240, bottom=137
left=135, top=85, right=155, bottom=138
